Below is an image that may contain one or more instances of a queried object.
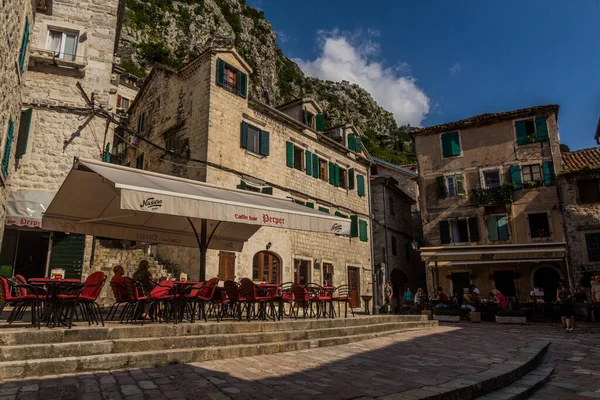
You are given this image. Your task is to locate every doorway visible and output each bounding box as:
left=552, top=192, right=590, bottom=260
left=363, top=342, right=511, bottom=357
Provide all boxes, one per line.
left=13, top=230, right=51, bottom=279
left=533, top=267, right=561, bottom=302
left=218, top=251, right=236, bottom=281
left=293, top=259, right=310, bottom=285
left=494, top=270, right=516, bottom=297
left=451, top=272, right=470, bottom=296
left=348, top=266, right=360, bottom=307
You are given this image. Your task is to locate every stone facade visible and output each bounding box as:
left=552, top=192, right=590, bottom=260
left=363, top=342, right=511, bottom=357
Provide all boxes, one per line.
left=414, top=105, right=567, bottom=299
left=123, top=46, right=373, bottom=304
left=0, top=0, right=35, bottom=243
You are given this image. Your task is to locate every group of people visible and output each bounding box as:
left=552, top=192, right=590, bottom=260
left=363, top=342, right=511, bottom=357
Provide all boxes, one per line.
left=432, top=285, right=507, bottom=312
left=383, top=282, right=426, bottom=313
left=110, top=260, right=155, bottom=319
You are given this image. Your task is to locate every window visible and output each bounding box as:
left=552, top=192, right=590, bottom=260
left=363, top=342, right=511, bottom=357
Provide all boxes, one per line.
left=441, top=131, right=461, bottom=158
left=253, top=251, right=281, bottom=284
left=450, top=220, right=469, bottom=243
left=224, top=65, right=237, bottom=92
left=137, top=113, right=145, bottom=135
left=216, top=59, right=247, bottom=98
left=242, top=122, right=269, bottom=156
left=389, top=196, right=395, bottom=216
left=359, top=219, right=368, bottom=242
left=323, top=263, right=334, bottom=286
left=528, top=213, right=550, bottom=238
left=482, top=170, right=501, bottom=188
left=318, top=158, right=328, bottom=181
left=439, top=218, right=479, bottom=244
left=165, top=135, right=175, bottom=151
left=15, top=108, right=32, bottom=160
left=522, top=164, right=542, bottom=183
left=585, top=233, right=600, bottom=262
left=488, top=215, right=510, bottom=241
left=117, top=95, right=130, bottom=111
left=293, top=146, right=303, bottom=171
left=391, top=236, right=397, bottom=256
left=46, top=29, right=78, bottom=61
left=293, top=259, right=310, bottom=285
left=135, top=153, right=144, bottom=169
left=339, top=168, right=347, bottom=189
left=440, top=173, right=464, bottom=198
left=37, top=0, right=52, bottom=14
left=515, top=117, right=548, bottom=145
left=447, top=176, right=456, bottom=197
left=247, top=125, right=260, bottom=154
left=578, top=179, right=600, bottom=204
left=347, top=133, right=362, bottom=152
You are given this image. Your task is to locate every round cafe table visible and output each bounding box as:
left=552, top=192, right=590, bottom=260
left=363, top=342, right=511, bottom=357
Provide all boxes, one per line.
left=173, top=281, right=201, bottom=322
left=29, top=278, right=82, bottom=327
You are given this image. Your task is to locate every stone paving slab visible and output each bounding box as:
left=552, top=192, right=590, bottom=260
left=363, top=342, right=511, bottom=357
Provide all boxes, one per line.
left=0, top=322, right=598, bottom=399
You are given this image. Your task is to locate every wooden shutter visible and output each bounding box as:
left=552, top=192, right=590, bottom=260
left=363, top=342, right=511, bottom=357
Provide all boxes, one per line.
left=305, top=150, right=312, bottom=175
left=117, top=95, right=122, bottom=108
left=18, top=17, right=29, bottom=73
left=216, top=58, right=225, bottom=87
left=347, top=133, right=356, bottom=151
left=16, top=108, right=32, bottom=159
left=436, top=176, right=447, bottom=199
left=441, top=132, right=452, bottom=157
left=334, top=164, right=340, bottom=187
left=238, top=71, right=248, bottom=98
left=488, top=216, right=499, bottom=242
left=240, top=122, right=248, bottom=149
left=468, top=218, right=479, bottom=242
left=259, top=130, right=269, bottom=156
left=328, top=162, right=335, bottom=184
left=515, top=120, right=527, bottom=145
left=348, top=168, right=355, bottom=189
left=218, top=252, right=236, bottom=281
left=455, top=173, right=465, bottom=196
left=497, top=216, right=509, bottom=240
left=302, top=108, right=308, bottom=125
left=49, top=233, right=85, bottom=279
left=535, top=116, right=548, bottom=142
left=350, top=215, right=359, bottom=238
left=359, top=220, right=368, bottom=242
left=312, top=154, right=319, bottom=178
left=542, top=161, right=555, bottom=186
left=357, top=174, right=365, bottom=196
left=439, top=221, right=451, bottom=244
left=354, top=136, right=362, bottom=152
left=315, top=114, right=324, bottom=131
left=510, top=165, right=522, bottom=189
left=261, top=187, right=273, bottom=195
left=306, top=202, right=314, bottom=209
left=285, top=141, right=294, bottom=167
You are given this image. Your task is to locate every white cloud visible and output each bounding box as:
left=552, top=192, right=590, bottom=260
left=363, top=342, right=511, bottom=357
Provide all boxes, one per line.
left=294, top=30, right=430, bottom=127
left=276, top=30, right=290, bottom=44
left=449, top=62, right=462, bottom=76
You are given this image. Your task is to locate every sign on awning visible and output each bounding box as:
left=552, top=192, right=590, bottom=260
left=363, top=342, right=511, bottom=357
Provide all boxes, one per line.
left=6, top=190, right=53, bottom=228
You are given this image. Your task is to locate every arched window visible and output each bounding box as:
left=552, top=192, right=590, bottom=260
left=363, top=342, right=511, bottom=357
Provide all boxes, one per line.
left=252, top=251, right=281, bottom=284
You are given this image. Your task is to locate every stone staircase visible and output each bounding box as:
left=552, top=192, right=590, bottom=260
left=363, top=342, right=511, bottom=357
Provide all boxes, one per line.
left=0, top=315, right=437, bottom=380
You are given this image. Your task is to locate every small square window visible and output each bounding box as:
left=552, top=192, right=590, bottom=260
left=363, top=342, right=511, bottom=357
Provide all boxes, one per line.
left=224, top=66, right=237, bottom=93
left=483, top=170, right=501, bottom=188
left=46, top=29, right=78, bottom=61
left=293, top=146, right=303, bottom=171
left=247, top=125, right=261, bottom=154
left=318, top=159, right=328, bottom=181
left=522, top=165, right=542, bottom=183
left=528, top=213, right=550, bottom=238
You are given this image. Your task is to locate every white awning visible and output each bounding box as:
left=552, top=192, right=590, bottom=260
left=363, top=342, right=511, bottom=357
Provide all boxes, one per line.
left=6, top=190, right=54, bottom=228
left=42, top=158, right=351, bottom=251
left=420, top=242, right=566, bottom=263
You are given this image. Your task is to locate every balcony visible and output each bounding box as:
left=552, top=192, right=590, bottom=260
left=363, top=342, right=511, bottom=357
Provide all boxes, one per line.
left=471, top=184, right=513, bottom=206
left=29, top=48, right=87, bottom=71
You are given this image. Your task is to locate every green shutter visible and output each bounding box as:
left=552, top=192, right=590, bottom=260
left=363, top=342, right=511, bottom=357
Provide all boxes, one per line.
left=449, top=132, right=461, bottom=156
left=18, top=17, right=29, bottom=73
left=436, top=176, right=447, bottom=199
left=535, top=116, right=548, bottom=142
left=439, top=221, right=451, bottom=244
left=2, top=118, right=14, bottom=178
left=216, top=58, right=225, bottom=87
left=261, top=187, right=273, bottom=195
left=329, top=162, right=335, bottom=184
left=315, top=114, right=324, bottom=132
left=15, top=108, right=32, bottom=159
left=347, top=133, right=356, bottom=151
left=354, top=137, right=362, bottom=152
left=348, top=168, right=355, bottom=189
left=318, top=207, right=329, bottom=214
left=240, top=122, right=248, bottom=149
left=238, top=71, right=248, bottom=98
left=441, top=132, right=452, bottom=157
left=334, top=211, right=342, bottom=217
left=302, top=108, right=308, bottom=125
left=286, top=141, right=294, bottom=167
left=334, top=164, right=340, bottom=187
left=455, top=173, right=465, bottom=196
left=350, top=215, right=359, bottom=238
left=488, top=216, right=499, bottom=242
left=49, top=233, right=85, bottom=279
left=305, top=150, right=312, bottom=175
left=542, top=161, right=555, bottom=186
left=306, top=202, right=314, bottom=209
left=357, top=174, right=365, bottom=197
left=359, top=220, right=368, bottom=242
left=236, top=180, right=247, bottom=190
left=497, top=216, right=509, bottom=240
left=260, top=130, right=269, bottom=156
left=510, top=165, right=522, bottom=190
left=468, top=218, right=479, bottom=242
left=103, top=142, right=111, bottom=162
left=515, top=120, right=527, bottom=145
left=312, top=154, right=319, bottom=178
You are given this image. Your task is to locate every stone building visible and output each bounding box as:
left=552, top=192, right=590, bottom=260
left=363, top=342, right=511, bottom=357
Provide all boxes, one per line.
left=0, top=0, right=125, bottom=280
left=0, top=0, right=36, bottom=254
left=121, top=44, right=373, bottom=308
left=413, top=105, right=567, bottom=302
left=370, top=159, right=425, bottom=307
left=559, top=146, right=600, bottom=296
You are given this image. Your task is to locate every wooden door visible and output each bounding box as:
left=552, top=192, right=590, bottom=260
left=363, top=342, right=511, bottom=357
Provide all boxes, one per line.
left=348, top=267, right=360, bottom=307
left=218, top=251, right=236, bottom=282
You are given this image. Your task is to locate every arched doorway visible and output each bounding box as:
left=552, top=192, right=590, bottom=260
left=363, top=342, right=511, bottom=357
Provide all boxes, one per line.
left=533, top=267, right=561, bottom=302
left=252, top=251, right=281, bottom=284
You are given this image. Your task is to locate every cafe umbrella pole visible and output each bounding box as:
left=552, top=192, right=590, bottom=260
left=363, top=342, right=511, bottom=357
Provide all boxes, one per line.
left=187, top=218, right=222, bottom=282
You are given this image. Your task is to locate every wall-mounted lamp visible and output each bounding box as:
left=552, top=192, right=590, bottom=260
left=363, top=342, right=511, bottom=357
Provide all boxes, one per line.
left=314, top=259, right=320, bottom=270
left=410, top=239, right=421, bottom=251
left=266, top=242, right=272, bottom=250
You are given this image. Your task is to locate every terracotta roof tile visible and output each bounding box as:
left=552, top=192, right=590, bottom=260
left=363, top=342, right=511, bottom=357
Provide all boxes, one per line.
left=412, top=104, right=559, bottom=135
left=562, top=147, right=600, bottom=173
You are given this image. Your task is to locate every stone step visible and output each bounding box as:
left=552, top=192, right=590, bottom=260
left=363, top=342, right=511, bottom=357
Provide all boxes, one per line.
left=476, top=363, right=554, bottom=400
left=0, top=320, right=436, bottom=362
left=0, top=323, right=436, bottom=380
left=0, top=315, right=427, bottom=346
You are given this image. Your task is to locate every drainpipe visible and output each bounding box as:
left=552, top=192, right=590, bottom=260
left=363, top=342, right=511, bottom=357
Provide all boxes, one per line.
left=367, top=162, right=377, bottom=314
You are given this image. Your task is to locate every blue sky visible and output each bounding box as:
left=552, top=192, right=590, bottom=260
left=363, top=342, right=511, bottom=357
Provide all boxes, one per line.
left=247, top=0, right=600, bottom=151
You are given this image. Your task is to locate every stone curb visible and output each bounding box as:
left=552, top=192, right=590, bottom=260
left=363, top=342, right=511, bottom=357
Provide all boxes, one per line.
left=477, top=363, right=555, bottom=400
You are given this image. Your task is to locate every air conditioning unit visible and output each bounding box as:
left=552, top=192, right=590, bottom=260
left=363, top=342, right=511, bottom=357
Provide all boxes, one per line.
left=328, top=128, right=343, bottom=139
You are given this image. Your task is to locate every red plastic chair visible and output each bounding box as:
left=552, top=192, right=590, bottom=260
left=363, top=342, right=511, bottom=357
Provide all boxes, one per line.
left=58, top=271, right=106, bottom=328
left=332, top=284, right=355, bottom=318
left=122, top=277, right=150, bottom=324
left=107, top=281, right=130, bottom=321
left=148, top=280, right=176, bottom=322
left=240, top=278, right=275, bottom=321
left=222, top=280, right=246, bottom=321
left=291, top=284, right=314, bottom=319
left=0, top=276, right=45, bottom=328
left=190, top=277, right=218, bottom=322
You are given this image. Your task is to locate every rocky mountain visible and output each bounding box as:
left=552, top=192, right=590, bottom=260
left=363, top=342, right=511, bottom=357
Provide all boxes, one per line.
left=119, top=0, right=415, bottom=165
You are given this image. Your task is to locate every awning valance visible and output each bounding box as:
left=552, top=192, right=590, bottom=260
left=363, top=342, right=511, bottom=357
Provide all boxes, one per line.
left=42, top=158, right=351, bottom=251
left=420, top=242, right=566, bottom=263
left=6, top=190, right=54, bottom=228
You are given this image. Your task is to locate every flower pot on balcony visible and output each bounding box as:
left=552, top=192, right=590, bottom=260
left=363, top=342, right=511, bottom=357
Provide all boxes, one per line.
left=433, top=314, right=460, bottom=322
left=495, top=315, right=527, bottom=324
left=470, top=312, right=481, bottom=323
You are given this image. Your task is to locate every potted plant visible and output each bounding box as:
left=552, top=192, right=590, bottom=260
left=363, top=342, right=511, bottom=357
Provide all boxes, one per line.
left=495, top=310, right=527, bottom=324
left=433, top=309, right=460, bottom=322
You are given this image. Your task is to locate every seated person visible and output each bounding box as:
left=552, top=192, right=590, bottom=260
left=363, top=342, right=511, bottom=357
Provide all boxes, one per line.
left=403, top=286, right=414, bottom=304
left=132, top=260, right=154, bottom=293
left=462, top=288, right=476, bottom=312
left=414, top=288, right=424, bottom=305
left=492, top=289, right=508, bottom=310
left=110, top=265, right=128, bottom=299
left=434, top=287, right=451, bottom=309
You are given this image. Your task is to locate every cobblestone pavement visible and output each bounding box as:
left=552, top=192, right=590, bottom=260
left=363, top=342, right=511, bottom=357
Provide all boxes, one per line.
left=0, top=322, right=598, bottom=399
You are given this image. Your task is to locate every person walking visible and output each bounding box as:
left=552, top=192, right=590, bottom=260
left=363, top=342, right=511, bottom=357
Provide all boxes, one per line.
left=384, top=281, right=393, bottom=314
left=557, top=279, right=574, bottom=332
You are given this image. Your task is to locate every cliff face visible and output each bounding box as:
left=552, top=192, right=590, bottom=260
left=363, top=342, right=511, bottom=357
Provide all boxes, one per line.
left=119, top=0, right=415, bottom=164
